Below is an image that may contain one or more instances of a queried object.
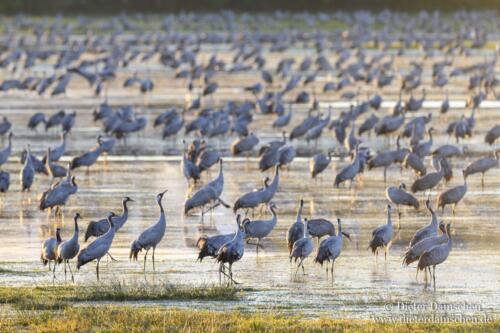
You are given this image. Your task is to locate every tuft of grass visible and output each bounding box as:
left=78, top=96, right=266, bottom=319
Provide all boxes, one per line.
left=0, top=282, right=238, bottom=310
left=4, top=306, right=499, bottom=333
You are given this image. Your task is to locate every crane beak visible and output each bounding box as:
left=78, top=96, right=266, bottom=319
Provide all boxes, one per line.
left=342, top=232, right=352, bottom=241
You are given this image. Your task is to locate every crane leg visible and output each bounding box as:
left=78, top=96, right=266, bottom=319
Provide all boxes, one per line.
left=383, top=167, right=387, bottom=183
left=52, top=260, right=57, bottom=280
left=452, top=204, right=456, bottom=216
left=96, top=259, right=100, bottom=282
left=67, top=260, right=74, bottom=283
left=106, top=253, right=118, bottom=262
left=64, top=260, right=67, bottom=281
left=295, top=258, right=303, bottom=278
left=481, top=174, right=485, bottom=189
left=152, top=247, right=156, bottom=272
left=143, top=249, right=149, bottom=273
left=331, top=262, right=334, bottom=281
left=433, top=266, right=436, bottom=291
left=218, top=263, right=222, bottom=285
left=384, top=246, right=387, bottom=262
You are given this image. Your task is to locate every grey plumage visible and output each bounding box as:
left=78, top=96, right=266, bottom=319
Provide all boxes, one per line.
left=437, top=171, right=467, bottom=214
left=54, top=213, right=81, bottom=281
left=403, top=222, right=446, bottom=266
left=287, top=199, right=304, bottom=254
left=130, top=190, right=167, bottom=272
left=417, top=223, right=452, bottom=290
left=243, top=203, right=277, bottom=251
left=77, top=212, right=117, bottom=281
left=41, top=228, right=61, bottom=271
left=314, top=218, right=351, bottom=279
left=290, top=218, right=314, bottom=277
left=310, top=151, right=333, bottom=178
left=368, top=205, right=393, bottom=261
left=409, top=200, right=438, bottom=247
left=0, top=171, right=9, bottom=192
left=411, top=159, right=444, bottom=193
left=0, top=132, right=13, bottom=166
left=215, top=215, right=246, bottom=284
left=233, top=166, right=279, bottom=212
left=85, top=197, right=134, bottom=241
left=39, top=176, right=78, bottom=213
left=20, top=146, right=35, bottom=191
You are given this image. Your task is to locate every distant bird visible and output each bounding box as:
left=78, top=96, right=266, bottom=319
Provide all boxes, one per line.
left=463, top=151, right=499, bottom=187
left=290, top=218, right=314, bottom=277
left=0, top=171, right=9, bottom=192
left=417, top=223, right=452, bottom=290
left=408, top=200, right=438, bottom=247
left=184, top=160, right=230, bottom=215
left=20, top=145, right=35, bottom=191
left=45, top=110, right=66, bottom=132
left=39, top=176, right=78, bottom=215
left=437, top=170, right=467, bottom=214
left=28, top=112, right=46, bottom=131
left=287, top=199, right=304, bottom=254
left=314, top=218, right=351, bottom=279
left=70, top=144, right=103, bottom=171
left=242, top=203, right=278, bottom=253
left=85, top=197, right=134, bottom=241
left=197, top=230, right=236, bottom=262
left=231, top=133, right=259, bottom=156
left=368, top=205, right=394, bottom=262
left=215, top=214, right=246, bottom=284
left=411, top=158, right=445, bottom=194
left=54, top=213, right=81, bottom=282
left=233, top=166, right=279, bottom=214
left=385, top=183, right=419, bottom=223
left=334, top=145, right=362, bottom=188
left=43, top=132, right=67, bottom=163
left=310, top=151, right=333, bottom=179
left=77, top=212, right=117, bottom=281
left=307, top=218, right=335, bottom=246
left=130, top=190, right=167, bottom=272
left=62, top=111, right=77, bottom=133
left=403, top=152, right=426, bottom=176
left=484, top=124, right=500, bottom=145
left=41, top=228, right=61, bottom=272
left=403, top=222, right=446, bottom=267
left=0, top=132, right=12, bottom=167
left=0, top=117, right=12, bottom=137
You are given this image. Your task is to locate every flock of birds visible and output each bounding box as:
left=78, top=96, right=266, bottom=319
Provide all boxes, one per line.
left=0, top=11, right=499, bottom=291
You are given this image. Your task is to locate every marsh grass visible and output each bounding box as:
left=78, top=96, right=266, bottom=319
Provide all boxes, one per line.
left=4, top=306, right=499, bottom=333
left=0, top=281, right=238, bottom=310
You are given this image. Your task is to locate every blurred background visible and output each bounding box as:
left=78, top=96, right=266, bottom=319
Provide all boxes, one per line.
left=1, top=0, right=499, bottom=14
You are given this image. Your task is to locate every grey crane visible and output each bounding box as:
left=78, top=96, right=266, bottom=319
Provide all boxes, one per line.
left=412, top=127, right=434, bottom=158
left=43, top=132, right=67, bottom=163
left=290, top=218, right=314, bottom=277
left=184, top=160, right=230, bottom=215
left=242, top=203, right=277, bottom=253
left=231, top=132, right=259, bottom=156
left=403, top=152, right=427, bottom=176
left=28, top=112, right=46, bottom=131
left=85, top=197, right=134, bottom=241
left=463, top=151, right=499, bottom=187
left=215, top=215, right=246, bottom=284
left=411, top=158, right=445, bottom=194
left=45, top=110, right=66, bottom=132
left=484, top=124, right=500, bottom=145
left=307, top=218, right=335, bottom=246
left=77, top=212, right=117, bottom=281
left=409, top=200, right=438, bottom=247
left=20, top=145, right=35, bottom=191
left=310, top=151, right=333, bottom=179
left=314, top=218, right=351, bottom=279
left=368, top=149, right=397, bottom=182
left=70, top=144, right=103, bottom=171
left=417, top=223, right=452, bottom=290
left=403, top=222, right=446, bottom=267
left=0, top=132, right=12, bottom=167
left=39, top=176, right=78, bottom=215
left=45, top=147, right=67, bottom=180
left=197, top=228, right=238, bottom=262
left=334, top=145, right=362, bottom=188
left=130, top=190, right=167, bottom=272
left=54, top=213, right=81, bottom=282
left=0, top=117, right=12, bottom=138
left=0, top=171, right=9, bottom=192
left=20, top=149, right=48, bottom=175
left=181, top=140, right=200, bottom=184
left=437, top=170, right=467, bottom=214
left=287, top=199, right=304, bottom=254
left=233, top=166, right=279, bottom=214
left=368, top=205, right=394, bottom=262
left=385, top=183, right=419, bottom=224
left=41, top=228, right=61, bottom=272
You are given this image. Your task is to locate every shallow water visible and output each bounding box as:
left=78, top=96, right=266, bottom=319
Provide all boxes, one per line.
left=0, top=31, right=499, bottom=320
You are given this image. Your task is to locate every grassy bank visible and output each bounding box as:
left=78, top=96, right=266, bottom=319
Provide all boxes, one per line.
left=3, top=306, right=499, bottom=332
left=0, top=282, right=238, bottom=310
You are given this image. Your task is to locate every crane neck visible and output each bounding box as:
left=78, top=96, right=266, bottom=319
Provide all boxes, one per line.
left=387, top=210, right=392, bottom=225
left=296, top=201, right=303, bottom=223
left=56, top=229, right=62, bottom=243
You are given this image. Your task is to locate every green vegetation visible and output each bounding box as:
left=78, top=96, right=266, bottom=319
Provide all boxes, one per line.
left=2, top=306, right=499, bottom=332
left=0, top=282, right=238, bottom=310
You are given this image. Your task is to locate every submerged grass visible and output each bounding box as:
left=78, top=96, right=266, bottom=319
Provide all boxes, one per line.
left=0, top=282, right=238, bottom=310
left=3, top=306, right=499, bottom=333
